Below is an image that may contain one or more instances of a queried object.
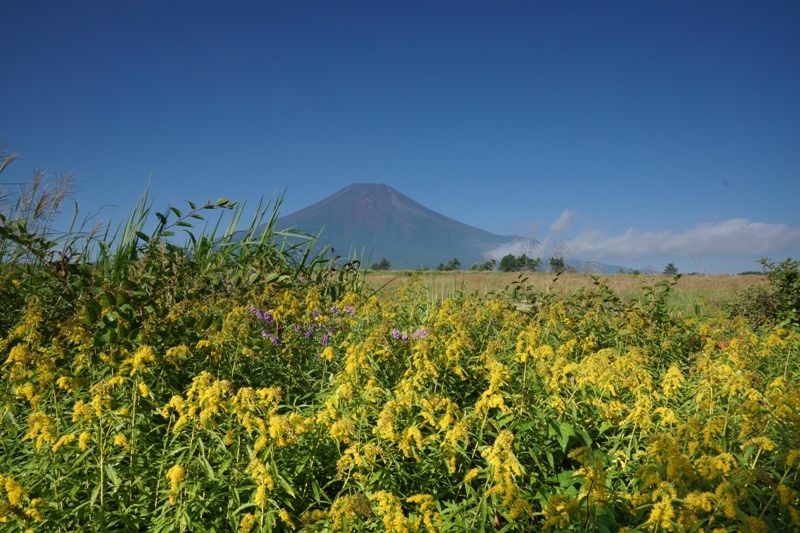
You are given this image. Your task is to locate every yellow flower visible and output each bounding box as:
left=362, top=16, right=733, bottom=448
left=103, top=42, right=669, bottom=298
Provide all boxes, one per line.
left=166, top=344, right=191, bottom=364
left=278, top=508, right=295, bottom=530
left=661, top=364, right=684, bottom=399
left=371, top=490, right=409, bottom=533
left=113, top=432, right=132, bottom=451
left=239, top=513, right=256, bottom=533
left=321, top=346, right=335, bottom=361
left=23, top=410, right=55, bottom=449
left=4, top=477, right=27, bottom=506
left=166, top=464, right=185, bottom=503
left=25, top=497, right=44, bottom=522
left=78, top=431, right=92, bottom=451
left=254, top=484, right=270, bottom=508
left=406, top=493, right=440, bottom=531
left=51, top=434, right=76, bottom=452
left=646, top=495, right=675, bottom=530
left=463, top=467, right=481, bottom=484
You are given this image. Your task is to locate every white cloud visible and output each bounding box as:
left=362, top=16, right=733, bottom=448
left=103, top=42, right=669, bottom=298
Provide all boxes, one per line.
left=568, top=218, right=800, bottom=260
left=550, top=209, right=577, bottom=234
left=484, top=238, right=541, bottom=261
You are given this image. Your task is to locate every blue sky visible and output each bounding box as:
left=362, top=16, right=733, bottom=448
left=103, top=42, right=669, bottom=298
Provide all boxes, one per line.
left=3, top=1, right=799, bottom=274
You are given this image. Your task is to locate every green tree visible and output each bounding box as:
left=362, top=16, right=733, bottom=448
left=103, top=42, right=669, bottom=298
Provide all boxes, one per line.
left=371, top=258, right=391, bottom=271
left=479, top=259, right=496, bottom=271
left=663, top=263, right=679, bottom=276
left=516, top=254, right=541, bottom=272
left=549, top=257, right=566, bottom=273
left=499, top=254, right=517, bottom=272
left=761, top=257, right=800, bottom=325
left=438, top=258, right=461, bottom=271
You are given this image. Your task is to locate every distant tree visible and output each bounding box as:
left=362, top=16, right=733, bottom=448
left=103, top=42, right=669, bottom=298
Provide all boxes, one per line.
left=479, top=259, right=496, bottom=271
left=438, top=258, right=461, bottom=271
left=516, top=254, right=541, bottom=272
left=549, top=257, right=566, bottom=273
left=499, top=254, right=517, bottom=272
left=371, top=258, right=391, bottom=271
left=664, top=263, right=679, bottom=276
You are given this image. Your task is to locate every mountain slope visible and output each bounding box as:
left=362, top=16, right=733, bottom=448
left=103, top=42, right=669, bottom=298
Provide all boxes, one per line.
left=274, top=183, right=516, bottom=269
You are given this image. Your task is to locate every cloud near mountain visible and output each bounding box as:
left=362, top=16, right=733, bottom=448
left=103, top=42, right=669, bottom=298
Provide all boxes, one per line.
left=566, top=217, right=800, bottom=260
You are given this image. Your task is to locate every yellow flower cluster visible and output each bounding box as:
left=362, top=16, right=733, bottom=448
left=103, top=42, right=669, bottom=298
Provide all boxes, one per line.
left=166, top=464, right=185, bottom=506
left=480, top=430, right=531, bottom=517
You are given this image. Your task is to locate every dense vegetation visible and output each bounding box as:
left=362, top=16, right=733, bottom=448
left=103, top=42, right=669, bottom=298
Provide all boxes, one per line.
left=2, top=155, right=799, bottom=532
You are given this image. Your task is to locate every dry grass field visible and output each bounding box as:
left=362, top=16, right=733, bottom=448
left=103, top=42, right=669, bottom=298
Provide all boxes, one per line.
left=364, top=270, right=768, bottom=314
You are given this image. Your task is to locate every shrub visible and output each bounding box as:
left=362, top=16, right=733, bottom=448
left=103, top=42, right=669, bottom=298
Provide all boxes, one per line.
left=726, top=258, right=800, bottom=328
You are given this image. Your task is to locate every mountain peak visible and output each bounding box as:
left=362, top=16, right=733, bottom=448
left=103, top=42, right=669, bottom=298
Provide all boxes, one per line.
left=275, top=183, right=514, bottom=269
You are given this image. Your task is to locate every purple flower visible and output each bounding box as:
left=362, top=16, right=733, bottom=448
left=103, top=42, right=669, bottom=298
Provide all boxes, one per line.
left=312, top=310, right=321, bottom=319
left=412, top=328, right=429, bottom=339
left=270, top=335, right=281, bottom=346
left=321, top=334, right=330, bottom=346
left=391, top=328, right=402, bottom=340
left=330, top=305, right=339, bottom=316
left=345, top=305, right=355, bottom=314
left=294, top=323, right=303, bottom=333
left=250, top=306, right=274, bottom=324
left=305, top=328, right=314, bottom=339
left=401, top=332, right=409, bottom=342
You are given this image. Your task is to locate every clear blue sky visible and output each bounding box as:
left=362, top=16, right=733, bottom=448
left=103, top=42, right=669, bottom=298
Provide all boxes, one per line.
left=3, top=1, right=799, bottom=274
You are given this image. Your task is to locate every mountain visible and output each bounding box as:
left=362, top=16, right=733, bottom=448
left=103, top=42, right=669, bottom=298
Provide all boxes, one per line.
left=272, top=183, right=518, bottom=269
left=270, top=183, right=631, bottom=273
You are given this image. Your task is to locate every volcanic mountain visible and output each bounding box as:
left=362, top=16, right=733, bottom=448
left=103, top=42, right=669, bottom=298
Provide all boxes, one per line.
left=273, top=183, right=518, bottom=269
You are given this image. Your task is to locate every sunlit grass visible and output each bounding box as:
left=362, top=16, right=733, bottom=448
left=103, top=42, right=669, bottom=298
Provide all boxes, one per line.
left=365, top=270, right=766, bottom=314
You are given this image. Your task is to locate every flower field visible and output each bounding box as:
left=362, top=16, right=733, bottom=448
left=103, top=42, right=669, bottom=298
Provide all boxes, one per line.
left=1, top=179, right=799, bottom=531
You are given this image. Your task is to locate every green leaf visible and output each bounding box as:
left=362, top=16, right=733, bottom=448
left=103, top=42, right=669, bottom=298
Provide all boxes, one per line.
left=549, top=421, right=575, bottom=452
left=575, top=427, right=592, bottom=447
left=135, top=231, right=150, bottom=243
left=90, top=483, right=101, bottom=506
left=83, top=299, right=101, bottom=326
left=106, top=463, right=121, bottom=487
left=169, top=206, right=182, bottom=218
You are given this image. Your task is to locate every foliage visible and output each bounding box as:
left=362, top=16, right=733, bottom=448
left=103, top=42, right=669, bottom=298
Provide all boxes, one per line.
left=436, top=257, right=461, bottom=271
left=664, top=263, right=679, bottom=276
left=472, top=259, right=496, bottom=271
left=499, top=254, right=541, bottom=273
left=371, top=258, right=391, bottom=271
left=726, top=258, right=800, bottom=329
left=549, top=257, right=567, bottom=273
left=761, top=258, right=800, bottom=326
left=499, top=254, right=517, bottom=272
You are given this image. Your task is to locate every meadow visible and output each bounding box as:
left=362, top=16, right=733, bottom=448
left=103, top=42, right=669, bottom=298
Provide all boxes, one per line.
left=1, top=165, right=799, bottom=532
left=364, top=271, right=767, bottom=315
